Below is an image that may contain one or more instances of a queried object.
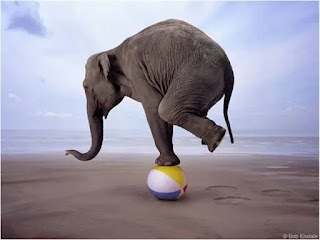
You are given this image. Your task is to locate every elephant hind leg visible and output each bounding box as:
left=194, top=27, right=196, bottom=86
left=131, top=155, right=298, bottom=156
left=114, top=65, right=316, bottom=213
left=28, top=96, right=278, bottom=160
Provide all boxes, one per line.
left=159, top=105, right=225, bottom=152
left=158, top=75, right=226, bottom=153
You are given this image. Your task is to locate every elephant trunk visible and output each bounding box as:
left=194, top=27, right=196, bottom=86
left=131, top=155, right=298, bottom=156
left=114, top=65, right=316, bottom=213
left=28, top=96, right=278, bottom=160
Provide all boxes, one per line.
left=65, top=108, right=105, bottom=161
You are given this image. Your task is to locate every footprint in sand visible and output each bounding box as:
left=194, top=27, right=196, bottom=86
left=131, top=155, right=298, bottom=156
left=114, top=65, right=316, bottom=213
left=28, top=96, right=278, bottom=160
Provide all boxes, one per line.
left=205, top=185, right=238, bottom=191
left=261, top=189, right=291, bottom=197
left=213, top=196, right=251, bottom=205
left=205, top=185, right=251, bottom=205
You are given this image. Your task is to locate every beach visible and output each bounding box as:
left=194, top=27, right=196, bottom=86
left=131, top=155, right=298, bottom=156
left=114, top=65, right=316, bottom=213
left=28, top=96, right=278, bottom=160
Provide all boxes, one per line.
left=1, top=153, right=318, bottom=239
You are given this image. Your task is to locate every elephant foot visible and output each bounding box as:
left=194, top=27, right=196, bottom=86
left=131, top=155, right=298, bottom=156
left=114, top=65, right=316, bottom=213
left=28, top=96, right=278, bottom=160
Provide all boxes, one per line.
left=155, top=153, right=180, bottom=166
left=202, top=125, right=226, bottom=152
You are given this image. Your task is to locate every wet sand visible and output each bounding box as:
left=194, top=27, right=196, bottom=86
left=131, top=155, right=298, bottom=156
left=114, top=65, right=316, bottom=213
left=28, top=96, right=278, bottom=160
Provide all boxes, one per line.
left=1, top=153, right=319, bottom=238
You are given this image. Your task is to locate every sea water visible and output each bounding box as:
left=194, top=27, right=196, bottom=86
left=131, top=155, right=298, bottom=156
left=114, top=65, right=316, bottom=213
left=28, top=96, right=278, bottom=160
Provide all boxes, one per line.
left=1, top=129, right=318, bottom=157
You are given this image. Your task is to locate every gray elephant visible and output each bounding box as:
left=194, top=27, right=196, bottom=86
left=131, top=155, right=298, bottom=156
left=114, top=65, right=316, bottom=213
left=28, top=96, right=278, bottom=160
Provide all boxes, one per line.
left=65, top=19, right=234, bottom=166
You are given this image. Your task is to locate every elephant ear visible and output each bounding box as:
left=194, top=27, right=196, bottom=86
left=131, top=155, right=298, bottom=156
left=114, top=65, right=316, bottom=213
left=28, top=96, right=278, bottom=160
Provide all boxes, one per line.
left=98, top=53, right=110, bottom=79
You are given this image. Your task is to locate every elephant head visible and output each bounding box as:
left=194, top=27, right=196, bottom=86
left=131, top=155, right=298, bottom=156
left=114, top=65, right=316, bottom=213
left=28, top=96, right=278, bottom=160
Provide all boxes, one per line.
left=65, top=52, right=124, bottom=161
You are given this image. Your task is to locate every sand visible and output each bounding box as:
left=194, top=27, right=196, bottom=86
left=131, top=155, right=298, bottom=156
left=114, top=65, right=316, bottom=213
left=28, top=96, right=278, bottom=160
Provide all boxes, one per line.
left=1, top=153, right=319, bottom=239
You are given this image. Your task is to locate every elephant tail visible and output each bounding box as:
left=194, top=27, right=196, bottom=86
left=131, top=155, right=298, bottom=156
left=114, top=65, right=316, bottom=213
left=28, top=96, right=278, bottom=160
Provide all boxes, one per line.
left=223, top=61, right=234, bottom=144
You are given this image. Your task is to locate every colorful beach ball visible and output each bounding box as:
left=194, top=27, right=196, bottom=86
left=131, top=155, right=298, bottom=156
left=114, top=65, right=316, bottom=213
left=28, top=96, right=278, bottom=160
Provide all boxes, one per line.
left=147, top=166, right=188, bottom=200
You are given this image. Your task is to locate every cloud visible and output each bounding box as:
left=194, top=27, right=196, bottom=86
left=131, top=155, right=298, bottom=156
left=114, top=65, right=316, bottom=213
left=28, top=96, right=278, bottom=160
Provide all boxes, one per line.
left=7, top=13, right=46, bottom=36
left=280, top=105, right=310, bottom=115
left=8, top=93, right=21, bottom=102
left=250, top=105, right=312, bottom=117
left=34, top=111, right=72, bottom=119
left=4, top=2, right=46, bottom=37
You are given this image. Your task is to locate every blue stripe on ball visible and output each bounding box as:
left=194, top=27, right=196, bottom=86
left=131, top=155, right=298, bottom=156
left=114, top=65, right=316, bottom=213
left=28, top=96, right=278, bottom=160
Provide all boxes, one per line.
left=148, top=188, right=181, bottom=200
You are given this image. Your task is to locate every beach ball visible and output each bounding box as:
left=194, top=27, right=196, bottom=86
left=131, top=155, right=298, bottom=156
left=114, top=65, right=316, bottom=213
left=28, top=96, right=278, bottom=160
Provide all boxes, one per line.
left=147, top=166, right=188, bottom=200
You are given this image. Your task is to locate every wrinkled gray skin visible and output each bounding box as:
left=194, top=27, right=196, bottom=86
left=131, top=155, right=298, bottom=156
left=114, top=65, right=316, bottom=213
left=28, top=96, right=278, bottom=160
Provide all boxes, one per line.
left=65, top=19, right=234, bottom=166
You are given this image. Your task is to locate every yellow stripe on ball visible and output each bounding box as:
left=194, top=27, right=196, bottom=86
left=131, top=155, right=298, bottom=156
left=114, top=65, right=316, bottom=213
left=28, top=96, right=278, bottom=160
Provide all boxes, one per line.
left=153, top=166, right=184, bottom=187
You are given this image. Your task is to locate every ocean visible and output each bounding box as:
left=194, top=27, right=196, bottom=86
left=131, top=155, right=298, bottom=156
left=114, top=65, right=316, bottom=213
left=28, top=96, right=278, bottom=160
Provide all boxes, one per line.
left=1, top=129, right=319, bottom=157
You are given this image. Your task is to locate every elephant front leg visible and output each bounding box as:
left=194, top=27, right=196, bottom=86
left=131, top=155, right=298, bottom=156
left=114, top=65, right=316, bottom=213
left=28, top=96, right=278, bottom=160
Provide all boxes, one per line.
left=143, top=107, right=180, bottom=166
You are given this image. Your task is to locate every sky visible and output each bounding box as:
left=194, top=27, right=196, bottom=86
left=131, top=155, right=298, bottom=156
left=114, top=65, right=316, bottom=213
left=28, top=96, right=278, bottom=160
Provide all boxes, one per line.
left=1, top=1, right=319, bottom=136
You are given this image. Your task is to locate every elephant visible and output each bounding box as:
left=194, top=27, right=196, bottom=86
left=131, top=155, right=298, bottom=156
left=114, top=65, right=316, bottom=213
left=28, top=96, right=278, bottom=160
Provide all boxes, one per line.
left=65, top=19, right=234, bottom=166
